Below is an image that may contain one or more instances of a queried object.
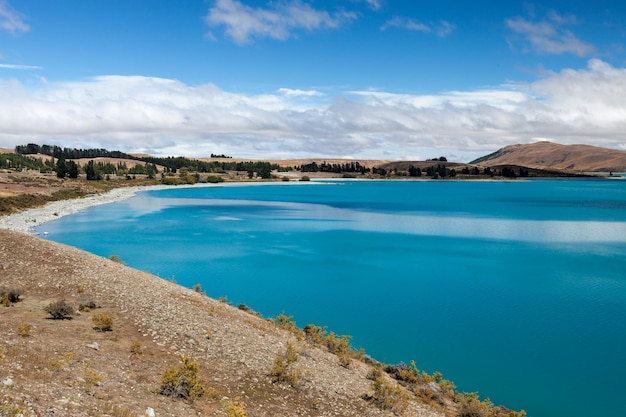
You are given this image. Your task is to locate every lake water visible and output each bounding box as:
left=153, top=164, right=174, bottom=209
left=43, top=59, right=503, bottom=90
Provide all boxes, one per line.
left=38, top=179, right=626, bottom=417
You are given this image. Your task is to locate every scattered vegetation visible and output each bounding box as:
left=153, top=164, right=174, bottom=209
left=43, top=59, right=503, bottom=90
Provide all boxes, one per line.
left=455, top=392, right=527, bottom=417
left=44, top=299, right=74, bottom=319
left=159, top=355, right=205, bottom=401
left=92, top=312, right=113, bottom=331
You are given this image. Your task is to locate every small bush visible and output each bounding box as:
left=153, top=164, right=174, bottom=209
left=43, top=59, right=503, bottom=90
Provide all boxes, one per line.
left=44, top=300, right=74, bottom=319
left=0, top=287, right=22, bottom=305
left=224, top=396, right=247, bottom=417
left=362, top=377, right=409, bottom=415
left=324, top=332, right=351, bottom=356
left=78, top=299, right=98, bottom=311
left=206, top=175, right=224, bottom=183
left=270, top=342, right=301, bottom=387
left=92, top=312, right=113, bottom=331
left=84, top=368, right=103, bottom=389
left=108, top=255, right=126, bottom=265
left=303, top=323, right=326, bottom=345
left=160, top=356, right=205, bottom=401
left=455, top=393, right=527, bottom=417
left=299, top=176, right=311, bottom=181
left=274, top=312, right=302, bottom=339
left=366, top=365, right=383, bottom=381
left=17, top=322, right=32, bottom=337
left=130, top=340, right=143, bottom=355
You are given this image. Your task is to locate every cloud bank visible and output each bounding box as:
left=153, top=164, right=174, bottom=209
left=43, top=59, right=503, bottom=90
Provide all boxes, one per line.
left=1, top=59, right=625, bottom=161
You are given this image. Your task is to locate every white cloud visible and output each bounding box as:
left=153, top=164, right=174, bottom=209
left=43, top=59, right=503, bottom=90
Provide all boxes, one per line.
left=205, top=0, right=357, bottom=45
left=0, top=60, right=625, bottom=161
left=277, top=87, right=322, bottom=97
left=0, top=63, right=42, bottom=70
left=0, top=0, right=29, bottom=34
left=506, top=11, right=595, bottom=56
left=362, top=0, right=382, bottom=10
left=381, top=17, right=455, bottom=37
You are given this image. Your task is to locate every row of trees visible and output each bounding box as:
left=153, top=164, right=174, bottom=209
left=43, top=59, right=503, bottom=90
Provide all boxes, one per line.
left=15, top=143, right=278, bottom=178
left=15, top=143, right=132, bottom=160
left=299, top=161, right=370, bottom=174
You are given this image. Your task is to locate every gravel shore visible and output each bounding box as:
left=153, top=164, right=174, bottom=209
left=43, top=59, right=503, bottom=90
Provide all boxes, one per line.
left=0, top=186, right=154, bottom=233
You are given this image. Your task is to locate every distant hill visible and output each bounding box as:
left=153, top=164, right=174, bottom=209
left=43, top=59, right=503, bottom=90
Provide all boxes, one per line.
left=472, top=142, right=626, bottom=172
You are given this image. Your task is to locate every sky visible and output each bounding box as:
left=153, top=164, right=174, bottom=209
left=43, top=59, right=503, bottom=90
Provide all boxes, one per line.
left=1, top=0, right=626, bottom=161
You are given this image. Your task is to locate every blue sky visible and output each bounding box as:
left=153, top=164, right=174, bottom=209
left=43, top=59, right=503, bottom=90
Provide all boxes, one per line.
left=1, top=0, right=625, bottom=161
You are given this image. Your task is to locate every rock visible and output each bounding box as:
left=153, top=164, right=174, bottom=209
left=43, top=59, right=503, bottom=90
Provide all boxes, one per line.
left=1, top=377, right=14, bottom=387
left=145, top=407, right=156, bottom=417
left=86, top=342, right=100, bottom=351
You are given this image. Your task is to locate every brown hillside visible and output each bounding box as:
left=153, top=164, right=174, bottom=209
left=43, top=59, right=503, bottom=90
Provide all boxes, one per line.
left=1, top=229, right=449, bottom=417
left=475, top=142, right=626, bottom=172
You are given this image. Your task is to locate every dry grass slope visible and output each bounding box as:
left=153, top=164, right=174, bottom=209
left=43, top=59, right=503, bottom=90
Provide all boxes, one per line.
left=477, top=142, right=626, bottom=172
left=0, top=229, right=445, bottom=417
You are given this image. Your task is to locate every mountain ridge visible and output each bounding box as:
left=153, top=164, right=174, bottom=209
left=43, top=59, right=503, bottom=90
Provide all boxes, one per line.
left=471, top=142, right=626, bottom=172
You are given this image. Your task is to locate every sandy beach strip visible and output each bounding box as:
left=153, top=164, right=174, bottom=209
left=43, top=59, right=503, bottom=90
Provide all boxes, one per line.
left=0, top=186, right=156, bottom=234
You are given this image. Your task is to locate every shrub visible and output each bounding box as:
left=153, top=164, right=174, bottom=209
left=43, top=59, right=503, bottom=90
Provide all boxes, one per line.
left=303, top=323, right=326, bottom=345
left=270, top=342, right=301, bottom=387
left=274, top=312, right=301, bottom=339
left=366, top=365, right=383, bottom=381
left=206, top=175, right=224, bottom=183
left=92, top=312, right=113, bottom=331
left=78, top=299, right=98, bottom=311
left=192, top=283, right=205, bottom=295
left=362, top=377, right=409, bottom=415
left=160, top=356, right=205, bottom=401
left=274, top=312, right=297, bottom=331
left=224, top=396, right=247, bottom=417
left=130, top=340, right=143, bottom=355
left=0, top=287, right=22, bottom=305
left=108, top=255, right=126, bottom=265
left=44, top=300, right=74, bottom=319
left=84, top=369, right=103, bottom=389
left=17, top=322, right=32, bottom=337
left=299, top=176, right=310, bottom=181
left=324, top=332, right=351, bottom=356
left=455, top=393, right=527, bottom=417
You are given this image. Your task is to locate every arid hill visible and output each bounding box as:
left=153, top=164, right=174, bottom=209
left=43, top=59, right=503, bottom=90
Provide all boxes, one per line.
left=472, top=142, right=626, bottom=172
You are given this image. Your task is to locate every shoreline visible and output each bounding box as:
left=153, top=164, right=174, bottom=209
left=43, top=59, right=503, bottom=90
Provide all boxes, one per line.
left=0, top=185, right=153, bottom=234
left=0, top=180, right=324, bottom=234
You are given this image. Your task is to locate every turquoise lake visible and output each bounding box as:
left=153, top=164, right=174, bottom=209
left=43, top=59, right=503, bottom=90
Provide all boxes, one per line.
left=38, top=179, right=626, bottom=417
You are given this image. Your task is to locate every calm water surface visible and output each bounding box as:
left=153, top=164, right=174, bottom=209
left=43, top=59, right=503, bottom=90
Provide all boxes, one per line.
left=38, top=179, right=626, bottom=417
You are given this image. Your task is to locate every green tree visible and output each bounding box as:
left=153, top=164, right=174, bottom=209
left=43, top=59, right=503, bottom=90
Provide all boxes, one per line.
left=67, top=160, right=79, bottom=178
left=84, top=160, right=102, bottom=180
left=55, top=158, right=68, bottom=178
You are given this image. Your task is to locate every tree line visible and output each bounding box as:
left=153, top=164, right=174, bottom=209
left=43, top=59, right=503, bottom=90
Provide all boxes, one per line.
left=14, top=143, right=277, bottom=179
